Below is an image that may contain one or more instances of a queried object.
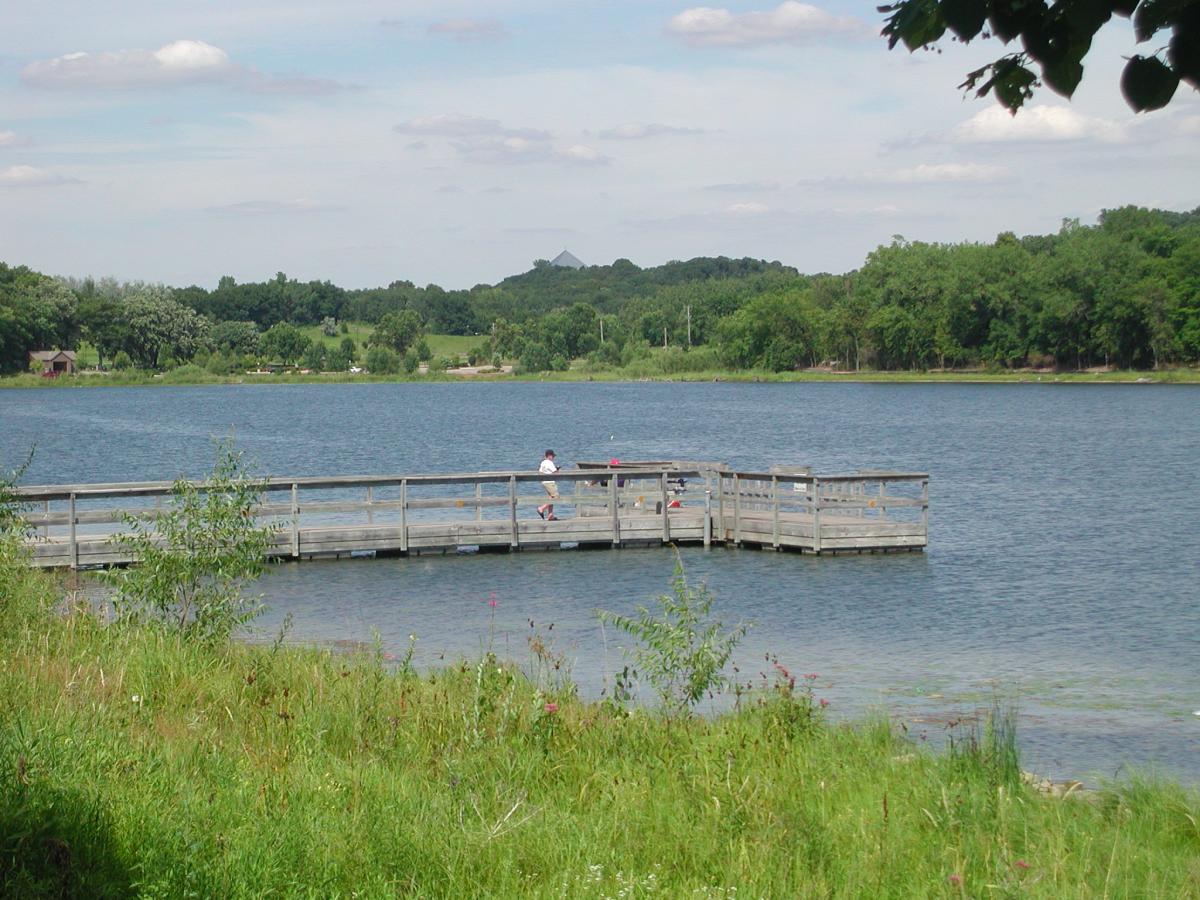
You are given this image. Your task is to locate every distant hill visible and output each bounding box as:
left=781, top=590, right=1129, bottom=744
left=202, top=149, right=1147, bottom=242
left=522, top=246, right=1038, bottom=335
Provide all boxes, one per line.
left=494, top=256, right=799, bottom=316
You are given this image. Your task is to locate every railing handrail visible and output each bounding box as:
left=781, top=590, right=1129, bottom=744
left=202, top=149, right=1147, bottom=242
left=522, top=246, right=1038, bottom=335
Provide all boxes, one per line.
left=14, top=466, right=928, bottom=503
left=11, top=467, right=707, bottom=502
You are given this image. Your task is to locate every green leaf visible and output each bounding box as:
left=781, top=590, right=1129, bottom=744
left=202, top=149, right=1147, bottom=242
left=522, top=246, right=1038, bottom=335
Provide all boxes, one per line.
left=941, top=0, right=989, bottom=39
left=989, top=0, right=1048, bottom=42
left=1121, top=54, right=1180, bottom=110
left=1132, top=0, right=1185, bottom=41
left=1042, top=51, right=1086, bottom=96
left=1168, top=28, right=1200, bottom=88
left=988, top=59, right=1040, bottom=110
left=891, top=0, right=949, bottom=50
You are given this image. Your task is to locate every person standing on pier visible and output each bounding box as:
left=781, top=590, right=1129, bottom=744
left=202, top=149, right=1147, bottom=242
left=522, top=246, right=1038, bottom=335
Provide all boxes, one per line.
left=537, top=450, right=559, bottom=520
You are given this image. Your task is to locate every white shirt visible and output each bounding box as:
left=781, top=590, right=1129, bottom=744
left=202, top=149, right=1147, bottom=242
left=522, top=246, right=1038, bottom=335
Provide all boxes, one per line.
left=539, top=458, right=558, bottom=475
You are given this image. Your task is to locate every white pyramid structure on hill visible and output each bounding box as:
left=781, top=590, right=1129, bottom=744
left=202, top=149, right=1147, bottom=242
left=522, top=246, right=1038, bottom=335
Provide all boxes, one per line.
left=549, top=249, right=585, bottom=269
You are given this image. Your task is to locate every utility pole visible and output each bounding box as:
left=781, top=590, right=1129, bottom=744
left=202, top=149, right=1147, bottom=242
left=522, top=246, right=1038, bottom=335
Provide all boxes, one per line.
left=599, top=316, right=604, bottom=344
left=686, top=304, right=692, bottom=347
left=663, top=326, right=668, bottom=349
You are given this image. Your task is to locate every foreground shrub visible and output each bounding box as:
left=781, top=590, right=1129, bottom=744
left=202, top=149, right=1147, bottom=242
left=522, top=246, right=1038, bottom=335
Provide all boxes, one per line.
left=107, top=441, right=274, bottom=641
left=599, top=555, right=748, bottom=715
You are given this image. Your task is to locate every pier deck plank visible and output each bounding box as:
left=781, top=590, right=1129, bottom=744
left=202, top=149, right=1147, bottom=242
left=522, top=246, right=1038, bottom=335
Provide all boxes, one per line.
left=17, top=464, right=928, bottom=568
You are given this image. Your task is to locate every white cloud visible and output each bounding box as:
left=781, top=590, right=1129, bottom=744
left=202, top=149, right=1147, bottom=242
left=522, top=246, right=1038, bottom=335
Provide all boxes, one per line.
left=0, top=165, right=77, bottom=187
left=428, top=18, right=506, bottom=41
left=0, top=130, right=19, bottom=147
left=666, top=2, right=866, bottom=47
left=394, top=114, right=548, bottom=141
left=1177, top=116, right=1200, bottom=136
left=704, top=180, right=781, bottom=192
left=598, top=122, right=707, bottom=139
left=951, top=105, right=1126, bottom=143
left=397, top=114, right=607, bottom=166
left=557, top=144, right=608, bottom=165
left=725, top=201, right=770, bottom=215
left=22, top=39, right=343, bottom=93
left=205, top=198, right=337, bottom=214
left=859, top=163, right=1011, bottom=184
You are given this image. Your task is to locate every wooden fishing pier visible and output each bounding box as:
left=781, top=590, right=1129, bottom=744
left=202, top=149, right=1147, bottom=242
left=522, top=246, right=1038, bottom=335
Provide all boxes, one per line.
left=15, top=462, right=929, bottom=570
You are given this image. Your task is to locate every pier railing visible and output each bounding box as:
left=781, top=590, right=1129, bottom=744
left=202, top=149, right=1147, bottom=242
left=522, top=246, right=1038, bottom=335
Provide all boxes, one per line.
left=14, top=465, right=928, bottom=568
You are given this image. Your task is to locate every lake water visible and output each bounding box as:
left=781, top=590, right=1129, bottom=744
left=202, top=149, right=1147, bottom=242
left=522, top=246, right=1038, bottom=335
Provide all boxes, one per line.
left=3, top=381, right=1198, bottom=784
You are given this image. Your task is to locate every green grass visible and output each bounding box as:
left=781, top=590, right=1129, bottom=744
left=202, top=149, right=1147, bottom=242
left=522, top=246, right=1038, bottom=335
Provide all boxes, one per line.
left=298, top=325, right=481, bottom=361
left=295, top=322, right=374, bottom=348
left=2, top=544, right=1198, bottom=897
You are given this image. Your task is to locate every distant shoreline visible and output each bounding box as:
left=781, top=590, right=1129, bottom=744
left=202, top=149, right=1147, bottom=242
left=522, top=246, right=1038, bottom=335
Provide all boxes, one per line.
left=2, top=367, right=1198, bottom=389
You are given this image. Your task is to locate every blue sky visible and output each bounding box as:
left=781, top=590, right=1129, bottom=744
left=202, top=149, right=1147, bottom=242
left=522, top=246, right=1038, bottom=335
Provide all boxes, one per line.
left=2, top=1, right=1197, bottom=289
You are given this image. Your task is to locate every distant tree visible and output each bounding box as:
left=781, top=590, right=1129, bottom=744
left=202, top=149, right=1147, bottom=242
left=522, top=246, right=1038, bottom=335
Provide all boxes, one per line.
left=369, top=310, right=424, bottom=354
left=209, top=320, right=261, bottom=357
left=117, top=288, right=211, bottom=368
left=339, top=336, right=357, bottom=360
left=365, top=345, right=401, bottom=374
left=78, top=297, right=131, bottom=368
left=403, top=349, right=419, bottom=374
left=880, top=0, right=1200, bottom=112
left=325, top=344, right=351, bottom=372
left=320, top=316, right=338, bottom=337
left=260, top=322, right=310, bottom=365
left=0, top=264, right=82, bottom=373
left=302, top=340, right=326, bottom=371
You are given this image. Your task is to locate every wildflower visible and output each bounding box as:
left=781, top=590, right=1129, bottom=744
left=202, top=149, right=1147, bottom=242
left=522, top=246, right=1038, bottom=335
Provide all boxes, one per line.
left=488, top=599, right=498, bottom=608
left=948, top=873, right=962, bottom=886
left=1014, top=859, right=1030, bottom=870
left=803, top=673, right=818, bottom=680
left=819, top=698, right=830, bottom=708
left=544, top=702, right=558, bottom=714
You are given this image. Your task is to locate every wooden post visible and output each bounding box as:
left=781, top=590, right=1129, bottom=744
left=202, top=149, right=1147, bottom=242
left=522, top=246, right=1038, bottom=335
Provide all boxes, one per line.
left=717, top=474, right=725, bottom=539
left=42, top=500, right=49, bottom=541
left=921, top=478, right=929, bottom=538
left=399, top=480, right=408, bottom=553
left=68, top=492, right=77, bottom=570
left=703, top=488, right=712, bottom=548
left=771, top=475, right=780, bottom=549
left=366, top=485, right=374, bottom=526
left=508, top=475, right=519, bottom=549
left=811, top=477, right=822, bottom=554
left=475, top=482, right=483, bottom=522
left=733, top=474, right=741, bottom=546
left=290, top=483, right=300, bottom=558
left=660, top=473, right=670, bottom=543
left=610, top=475, right=620, bottom=547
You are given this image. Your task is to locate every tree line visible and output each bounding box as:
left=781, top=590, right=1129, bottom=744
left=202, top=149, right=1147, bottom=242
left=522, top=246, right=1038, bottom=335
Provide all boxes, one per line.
left=2, top=204, right=1197, bottom=376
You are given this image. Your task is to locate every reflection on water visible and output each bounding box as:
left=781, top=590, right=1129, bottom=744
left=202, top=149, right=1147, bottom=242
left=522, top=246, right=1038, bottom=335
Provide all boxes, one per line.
left=5, top=381, right=1199, bottom=784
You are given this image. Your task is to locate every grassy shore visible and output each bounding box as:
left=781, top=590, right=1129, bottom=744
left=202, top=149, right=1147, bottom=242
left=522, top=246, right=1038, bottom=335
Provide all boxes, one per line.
left=2, top=548, right=1197, bottom=897
left=4, top=365, right=1198, bottom=390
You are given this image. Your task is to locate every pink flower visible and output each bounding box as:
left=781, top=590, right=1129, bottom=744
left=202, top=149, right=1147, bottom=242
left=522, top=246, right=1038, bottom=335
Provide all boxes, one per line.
left=1014, top=860, right=1030, bottom=870
left=819, top=698, right=830, bottom=708
left=543, top=702, right=558, bottom=714
left=488, top=599, right=498, bottom=608
left=803, top=673, right=818, bottom=680
left=948, top=874, right=962, bottom=886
